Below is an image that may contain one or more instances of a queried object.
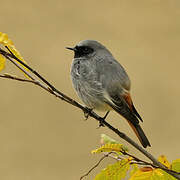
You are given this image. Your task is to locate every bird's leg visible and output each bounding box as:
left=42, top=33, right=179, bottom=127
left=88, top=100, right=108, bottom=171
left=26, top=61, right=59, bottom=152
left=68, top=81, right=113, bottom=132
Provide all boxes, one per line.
left=98, top=111, right=110, bottom=128
left=83, top=107, right=93, bottom=120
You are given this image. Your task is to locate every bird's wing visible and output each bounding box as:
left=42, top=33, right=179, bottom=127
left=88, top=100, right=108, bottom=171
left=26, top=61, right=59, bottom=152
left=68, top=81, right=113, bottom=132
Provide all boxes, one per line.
left=104, top=90, right=139, bottom=125
left=103, top=91, right=150, bottom=148
left=96, top=57, right=142, bottom=122
left=95, top=56, right=130, bottom=90
left=122, top=92, right=143, bottom=122
left=95, top=57, right=150, bottom=147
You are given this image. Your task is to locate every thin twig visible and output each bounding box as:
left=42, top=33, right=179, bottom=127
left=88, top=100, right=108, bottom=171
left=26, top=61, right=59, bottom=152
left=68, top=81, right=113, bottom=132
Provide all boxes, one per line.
left=104, top=150, right=180, bottom=175
left=0, top=74, right=79, bottom=103
left=130, top=162, right=148, bottom=166
left=4, top=46, right=78, bottom=105
left=80, top=153, right=111, bottom=180
left=0, top=74, right=34, bottom=82
left=3, top=53, right=35, bottom=81
left=0, top=47, right=179, bottom=179
left=103, top=152, right=123, bottom=161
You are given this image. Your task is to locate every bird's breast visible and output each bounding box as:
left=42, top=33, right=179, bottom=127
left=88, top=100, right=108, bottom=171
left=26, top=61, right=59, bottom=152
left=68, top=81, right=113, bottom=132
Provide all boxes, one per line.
left=71, top=59, right=111, bottom=111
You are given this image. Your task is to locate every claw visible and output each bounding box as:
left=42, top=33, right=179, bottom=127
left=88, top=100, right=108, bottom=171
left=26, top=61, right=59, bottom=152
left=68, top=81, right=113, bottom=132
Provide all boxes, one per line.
left=84, top=111, right=89, bottom=120
left=97, top=119, right=105, bottom=128
left=83, top=108, right=93, bottom=120
left=97, top=111, right=110, bottom=128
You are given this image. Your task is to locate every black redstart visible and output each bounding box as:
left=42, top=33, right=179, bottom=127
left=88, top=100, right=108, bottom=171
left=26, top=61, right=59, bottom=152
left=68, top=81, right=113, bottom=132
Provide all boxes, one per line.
left=67, top=40, right=150, bottom=148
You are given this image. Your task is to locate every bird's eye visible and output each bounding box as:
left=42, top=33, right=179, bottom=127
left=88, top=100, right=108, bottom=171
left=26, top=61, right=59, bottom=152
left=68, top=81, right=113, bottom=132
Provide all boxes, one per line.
left=83, top=47, right=89, bottom=52
left=82, top=46, right=94, bottom=54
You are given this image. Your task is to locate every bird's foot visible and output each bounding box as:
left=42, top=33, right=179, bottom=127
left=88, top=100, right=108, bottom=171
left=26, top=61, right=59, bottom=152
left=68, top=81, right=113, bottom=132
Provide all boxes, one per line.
left=83, top=108, right=93, bottom=120
left=97, top=119, right=105, bottom=128
left=97, top=111, right=110, bottom=128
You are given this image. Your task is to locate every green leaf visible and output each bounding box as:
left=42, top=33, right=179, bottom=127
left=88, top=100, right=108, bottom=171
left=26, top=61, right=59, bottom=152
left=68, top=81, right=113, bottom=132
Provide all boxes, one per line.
left=100, top=134, right=128, bottom=151
left=171, top=159, right=180, bottom=173
left=101, top=134, right=120, bottom=144
left=94, top=159, right=130, bottom=180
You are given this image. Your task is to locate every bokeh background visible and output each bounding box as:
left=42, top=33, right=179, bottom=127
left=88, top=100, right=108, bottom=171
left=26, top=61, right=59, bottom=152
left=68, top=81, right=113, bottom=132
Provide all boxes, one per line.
left=0, top=0, right=180, bottom=179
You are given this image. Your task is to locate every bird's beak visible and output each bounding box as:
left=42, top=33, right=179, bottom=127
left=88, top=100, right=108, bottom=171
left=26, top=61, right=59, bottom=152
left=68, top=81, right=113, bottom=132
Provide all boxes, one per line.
left=66, top=47, right=75, bottom=51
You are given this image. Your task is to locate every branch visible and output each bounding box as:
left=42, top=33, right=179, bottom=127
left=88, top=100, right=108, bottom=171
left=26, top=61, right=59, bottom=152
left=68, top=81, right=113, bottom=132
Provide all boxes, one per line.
left=80, top=153, right=111, bottom=180
left=121, top=151, right=180, bottom=175
left=81, top=150, right=180, bottom=180
left=0, top=47, right=179, bottom=179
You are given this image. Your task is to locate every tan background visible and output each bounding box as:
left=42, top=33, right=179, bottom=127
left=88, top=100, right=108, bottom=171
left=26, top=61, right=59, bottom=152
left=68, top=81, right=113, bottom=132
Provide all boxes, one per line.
left=0, top=0, right=180, bottom=179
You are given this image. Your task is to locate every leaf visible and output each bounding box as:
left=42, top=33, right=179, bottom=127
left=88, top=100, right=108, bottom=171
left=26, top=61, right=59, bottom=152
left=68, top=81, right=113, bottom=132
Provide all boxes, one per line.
left=171, top=159, right=180, bottom=172
left=0, top=54, right=5, bottom=71
left=100, top=134, right=128, bottom=151
left=157, top=156, right=180, bottom=178
left=130, top=164, right=139, bottom=177
left=158, top=155, right=171, bottom=169
left=129, top=167, right=175, bottom=180
left=94, top=158, right=130, bottom=180
left=100, top=134, right=120, bottom=144
left=0, top=32, right=28, bottom=77
left=155, top=169, right=176, bottom=180
left=92, top=143, right=126, bottom=154
left=0, top=32, right=14, bottom=45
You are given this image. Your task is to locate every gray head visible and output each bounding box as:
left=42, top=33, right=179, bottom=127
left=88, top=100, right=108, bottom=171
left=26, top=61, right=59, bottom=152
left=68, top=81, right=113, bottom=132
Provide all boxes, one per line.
left=66, top=40, right=112, bottom=58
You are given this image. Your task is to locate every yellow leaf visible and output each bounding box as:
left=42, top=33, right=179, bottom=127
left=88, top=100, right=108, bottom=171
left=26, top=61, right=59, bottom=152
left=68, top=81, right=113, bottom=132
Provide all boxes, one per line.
left=158, top=156, right=180, bottom=174
left=171, top=159, right=180, bottom=172
left=129, top=168, right=173, bottom=180
left=0, top=32, right=14, bottom=46
left=0, top=32, right=28, bottom=77
left=158, top=155, right=171, bottom=169
left=91, top=143, right=125, bottom=154
left=94, top=159, right=130, bottom=180
left=130, top=164, right=139, bottom=177
left=0, top=54, right=5, bottom=71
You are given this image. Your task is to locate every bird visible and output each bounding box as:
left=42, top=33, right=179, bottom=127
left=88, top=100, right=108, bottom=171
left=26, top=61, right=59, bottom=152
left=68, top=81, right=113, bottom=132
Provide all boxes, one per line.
left=66, top=40, right=151, bottom=148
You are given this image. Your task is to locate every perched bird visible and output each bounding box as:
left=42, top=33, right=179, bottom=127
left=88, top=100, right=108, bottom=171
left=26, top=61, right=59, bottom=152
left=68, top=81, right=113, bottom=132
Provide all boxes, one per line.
left=67, top=40, right=150, bottom=148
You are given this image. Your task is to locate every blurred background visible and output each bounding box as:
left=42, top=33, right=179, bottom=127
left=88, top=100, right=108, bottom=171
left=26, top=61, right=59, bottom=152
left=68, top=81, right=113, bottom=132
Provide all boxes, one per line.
left=0, top=0, right=180, bottom=179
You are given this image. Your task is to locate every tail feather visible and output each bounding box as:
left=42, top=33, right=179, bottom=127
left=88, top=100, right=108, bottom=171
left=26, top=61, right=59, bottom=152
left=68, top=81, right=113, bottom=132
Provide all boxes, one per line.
left=132, top=104, right=143, bottom=122
left=106, top=95, right=151, bottom=148
left=127, top=121, right=151, bottom=148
